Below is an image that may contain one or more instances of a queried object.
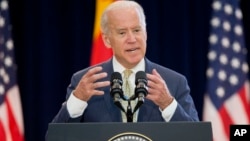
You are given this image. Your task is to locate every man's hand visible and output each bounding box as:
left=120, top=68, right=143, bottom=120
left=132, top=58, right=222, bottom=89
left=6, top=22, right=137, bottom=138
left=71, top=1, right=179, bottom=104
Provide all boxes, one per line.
left=146, top=69, right=174, bottom=110
left=73, top=66, right=110, bottom=101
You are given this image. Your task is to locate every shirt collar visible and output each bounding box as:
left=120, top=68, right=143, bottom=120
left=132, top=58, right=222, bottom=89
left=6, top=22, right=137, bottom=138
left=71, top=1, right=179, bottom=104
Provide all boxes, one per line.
left=112, top=56, right=145, bottom=74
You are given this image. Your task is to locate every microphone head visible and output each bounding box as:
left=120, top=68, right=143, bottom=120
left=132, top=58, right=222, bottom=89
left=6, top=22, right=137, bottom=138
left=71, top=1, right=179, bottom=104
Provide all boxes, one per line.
left=111, top=72, right=122, bottom=85
left=110, top=72, right=126, bottom=112
left=111, top=72, right=122, bottom=80
left=135, top=71, right=147, bottom=85
left=110, top=72, right=124, bottom=100
left=134, top=71, right=148, bottom=98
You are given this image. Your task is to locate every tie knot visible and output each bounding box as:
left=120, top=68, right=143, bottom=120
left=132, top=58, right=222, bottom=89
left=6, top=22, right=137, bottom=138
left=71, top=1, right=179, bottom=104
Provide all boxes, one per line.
left=123, top=69, right=132, bottom=79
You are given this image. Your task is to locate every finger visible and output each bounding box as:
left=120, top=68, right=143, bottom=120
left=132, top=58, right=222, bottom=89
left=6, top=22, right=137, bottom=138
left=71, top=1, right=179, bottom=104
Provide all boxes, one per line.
left=84, top=66, right=103, bottom=78
left=152, top=69, right=163, bottom=79
left=147, top=79, right=158, bottom=89
left=90, top=72, right=108, bottom=83
left=92, top=81, right=110, bottom=89
left=93, top=90, right=105, bottom=95
left=146, top=73, right=154, bottom=82
left=83, top=66, right=108, bottom=83
left=147, top=73, right=160, bottom=84
left=147, top=87, right=158, bottom=95
left=147, top=73, right=168, bottom=94
left=152, top=69, right=170, bottom=93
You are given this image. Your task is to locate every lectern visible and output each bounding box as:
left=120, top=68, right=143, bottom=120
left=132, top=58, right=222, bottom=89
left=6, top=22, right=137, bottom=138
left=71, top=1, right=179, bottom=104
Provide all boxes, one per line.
left=47, top=122, right=212, bottom=141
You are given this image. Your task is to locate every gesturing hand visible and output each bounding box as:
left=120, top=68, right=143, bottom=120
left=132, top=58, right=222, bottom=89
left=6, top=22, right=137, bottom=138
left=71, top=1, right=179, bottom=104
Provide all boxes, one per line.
left=146, top=69, right=174, bottom=110
left=73, top=66, right=110, bottom=101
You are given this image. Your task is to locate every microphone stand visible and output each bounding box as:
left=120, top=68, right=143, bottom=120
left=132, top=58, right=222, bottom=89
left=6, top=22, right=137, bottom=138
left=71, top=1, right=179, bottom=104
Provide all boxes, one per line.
left=126, top=100, right=133, bottom=122
left=112, top=93, right=144, bottom=122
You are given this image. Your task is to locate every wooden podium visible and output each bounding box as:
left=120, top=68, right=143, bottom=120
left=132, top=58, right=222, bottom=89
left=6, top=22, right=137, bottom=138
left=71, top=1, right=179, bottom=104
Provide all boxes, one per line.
left=47, top=122, right=212, bottom=141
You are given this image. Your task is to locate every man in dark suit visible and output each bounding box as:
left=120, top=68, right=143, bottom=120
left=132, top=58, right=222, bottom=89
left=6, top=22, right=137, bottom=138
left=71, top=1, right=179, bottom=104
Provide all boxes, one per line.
left=51, top=0, right=199, bottom=123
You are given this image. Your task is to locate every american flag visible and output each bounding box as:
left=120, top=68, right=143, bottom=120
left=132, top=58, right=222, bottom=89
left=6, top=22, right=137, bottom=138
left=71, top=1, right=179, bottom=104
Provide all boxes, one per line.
left=203, top=0, right=250, bottom=140
left=0, top=0, right=24, bottom=141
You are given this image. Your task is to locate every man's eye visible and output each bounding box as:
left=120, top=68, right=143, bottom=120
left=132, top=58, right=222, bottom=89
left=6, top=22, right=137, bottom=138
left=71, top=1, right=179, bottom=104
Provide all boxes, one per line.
left=134, top=29, right=140, bottom=32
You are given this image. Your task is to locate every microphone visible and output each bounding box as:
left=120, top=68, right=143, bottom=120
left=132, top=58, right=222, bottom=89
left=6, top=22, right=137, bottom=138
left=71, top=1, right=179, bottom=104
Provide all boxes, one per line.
left=110, top=72, right=125, bottom=112
left=132, top=71, right=148, bottom=113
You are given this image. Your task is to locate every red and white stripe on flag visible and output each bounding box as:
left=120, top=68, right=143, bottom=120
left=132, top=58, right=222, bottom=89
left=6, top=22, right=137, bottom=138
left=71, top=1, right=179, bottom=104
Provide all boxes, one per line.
left=203, top=82, right=250, bottom=141
left=90, top=0, right=114, bottom=66
left=203, top=0, right=250, bottom=141
left=0, top=0, right=25, bottom=141
left=0, top=86, right=24, bottom=141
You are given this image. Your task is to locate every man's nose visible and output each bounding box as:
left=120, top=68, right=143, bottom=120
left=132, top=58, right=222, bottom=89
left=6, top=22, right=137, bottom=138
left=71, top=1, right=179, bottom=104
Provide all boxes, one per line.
left=126, top=31, right=136, bottom=42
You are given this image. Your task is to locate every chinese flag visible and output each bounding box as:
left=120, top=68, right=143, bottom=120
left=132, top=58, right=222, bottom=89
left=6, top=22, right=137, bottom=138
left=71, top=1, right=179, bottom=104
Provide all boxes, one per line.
left=90, top=0, right=114, bottom=65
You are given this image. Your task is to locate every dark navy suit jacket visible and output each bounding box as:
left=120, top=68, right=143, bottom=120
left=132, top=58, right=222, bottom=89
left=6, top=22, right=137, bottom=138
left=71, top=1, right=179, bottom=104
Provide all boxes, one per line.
left=52, top=58, right=199, bottom=123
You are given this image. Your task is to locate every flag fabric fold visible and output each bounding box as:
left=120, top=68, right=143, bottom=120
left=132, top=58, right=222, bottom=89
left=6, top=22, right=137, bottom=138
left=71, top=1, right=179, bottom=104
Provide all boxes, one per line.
left=0, top=0, right=25, bottom=141
left=203, top=0, right=250, bottom=140
left=90, top=0, right=114, bottom=66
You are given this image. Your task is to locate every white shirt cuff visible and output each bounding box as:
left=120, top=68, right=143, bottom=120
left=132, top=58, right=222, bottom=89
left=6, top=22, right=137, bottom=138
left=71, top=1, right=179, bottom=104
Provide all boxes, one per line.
left=161, top=99, right=177, bottom=122
left=66, top=92, right=87, bottom=118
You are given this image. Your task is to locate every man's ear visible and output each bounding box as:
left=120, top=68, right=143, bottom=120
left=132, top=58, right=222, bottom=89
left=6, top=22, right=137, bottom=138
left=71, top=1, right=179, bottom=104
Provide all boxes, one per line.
left=102, top=33, right=111, bottom=48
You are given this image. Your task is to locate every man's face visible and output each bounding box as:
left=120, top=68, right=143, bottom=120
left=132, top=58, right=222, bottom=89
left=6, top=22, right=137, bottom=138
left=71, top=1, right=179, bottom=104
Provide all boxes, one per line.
left=103, top=7, right=147, bottom=69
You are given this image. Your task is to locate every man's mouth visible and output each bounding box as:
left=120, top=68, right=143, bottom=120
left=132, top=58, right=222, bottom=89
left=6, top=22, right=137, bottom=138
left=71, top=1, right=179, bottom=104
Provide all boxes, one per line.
left=126, top=48, right=138, bottom=52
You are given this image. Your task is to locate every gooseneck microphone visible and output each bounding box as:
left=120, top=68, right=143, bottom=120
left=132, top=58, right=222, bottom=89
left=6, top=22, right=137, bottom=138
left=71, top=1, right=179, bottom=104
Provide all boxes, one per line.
left=110, top=72, right=125, bottom=112
left=132, top=71, right=148, bottom=113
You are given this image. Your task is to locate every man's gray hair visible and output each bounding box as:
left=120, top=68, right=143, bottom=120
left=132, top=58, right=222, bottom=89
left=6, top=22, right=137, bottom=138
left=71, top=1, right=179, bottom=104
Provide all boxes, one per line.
left=100, top=0, right=146, bottom=34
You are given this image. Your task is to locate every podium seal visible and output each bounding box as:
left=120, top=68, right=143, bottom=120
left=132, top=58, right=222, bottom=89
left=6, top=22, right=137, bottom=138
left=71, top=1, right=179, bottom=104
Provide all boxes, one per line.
left=108, top=132, right=152, bottom=141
